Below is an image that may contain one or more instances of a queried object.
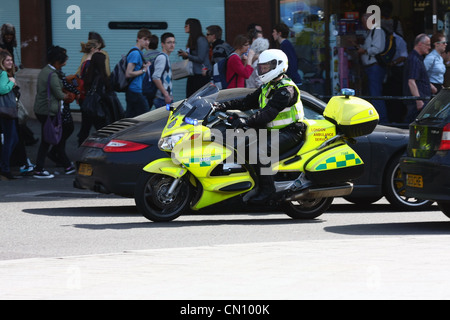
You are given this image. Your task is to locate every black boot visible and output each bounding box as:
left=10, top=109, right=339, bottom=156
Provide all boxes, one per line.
left=250, top=174, right=275, bottom=204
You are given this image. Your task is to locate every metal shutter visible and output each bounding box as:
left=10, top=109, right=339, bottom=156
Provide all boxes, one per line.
left=51, top=0, right=225, bottom=106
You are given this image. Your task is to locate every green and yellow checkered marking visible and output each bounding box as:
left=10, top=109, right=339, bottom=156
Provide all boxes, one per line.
left=183, top=155, right=222, bottom=167
left=315, top=153, right=362, bottom=171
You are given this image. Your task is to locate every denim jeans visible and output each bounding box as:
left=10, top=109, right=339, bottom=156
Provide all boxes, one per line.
left=153, top=97, right=173, bottom=109
left=365, top=64, right=388, bottom=124
left=125, top=90, right=150, bottom=118
left=0, top=117, right=19, bottom=173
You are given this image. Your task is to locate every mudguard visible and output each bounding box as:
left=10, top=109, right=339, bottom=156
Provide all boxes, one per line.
left=142, top=158, right=188, bottom=179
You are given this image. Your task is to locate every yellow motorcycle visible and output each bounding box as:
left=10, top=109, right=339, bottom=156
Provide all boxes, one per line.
left=135, top=84, right=379, bottom=222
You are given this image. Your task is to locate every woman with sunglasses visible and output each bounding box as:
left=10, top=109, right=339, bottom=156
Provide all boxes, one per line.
left=424, top=32, right=447, bottom=93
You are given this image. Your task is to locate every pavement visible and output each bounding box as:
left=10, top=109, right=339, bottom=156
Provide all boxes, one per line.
left=2, top=118, right=450, bottom=301
left=2, top=235, right=450, bottom=300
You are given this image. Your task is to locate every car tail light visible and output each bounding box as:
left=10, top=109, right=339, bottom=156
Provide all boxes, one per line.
left=102, top=140, right=150, bottom=153
left=81, top=141, right=106, bottom=148
left=439, top=123, right=450, bottom=151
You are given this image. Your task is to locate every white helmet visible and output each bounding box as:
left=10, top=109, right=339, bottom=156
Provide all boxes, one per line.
left=256, top=49, right=288, bottom=84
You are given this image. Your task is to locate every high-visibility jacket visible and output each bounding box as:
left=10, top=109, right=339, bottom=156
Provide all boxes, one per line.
left=258, top=77, right=304, bottom=129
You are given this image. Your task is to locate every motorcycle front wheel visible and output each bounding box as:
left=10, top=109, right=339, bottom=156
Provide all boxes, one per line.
left=135, top=173, right=192, bottom=222
left=283, top=197, right=333, bottom=220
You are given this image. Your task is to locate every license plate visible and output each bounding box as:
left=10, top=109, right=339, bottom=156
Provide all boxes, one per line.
left=407, top=174, right=423, bottom=188
left=78, top=163, right=93, bottom=176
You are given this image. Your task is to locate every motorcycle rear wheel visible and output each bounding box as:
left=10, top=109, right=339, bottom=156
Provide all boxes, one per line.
left=283, top=197, right=333, bottom=220
left=135, top=173, right=192, bottom=222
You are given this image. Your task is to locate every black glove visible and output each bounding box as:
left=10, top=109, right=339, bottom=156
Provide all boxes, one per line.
left=214, top=102, right=227, bottom=112
left=228, top=113, right=247, bottom=129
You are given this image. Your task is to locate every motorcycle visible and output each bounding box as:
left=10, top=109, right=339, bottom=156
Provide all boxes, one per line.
left=135, top=83, right=379, bottom=222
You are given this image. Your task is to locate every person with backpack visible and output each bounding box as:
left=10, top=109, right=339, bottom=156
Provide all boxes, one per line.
left=124, top=28, right=151, bottom=118
left=152, top=33, right=175, bottom=109
left=357, top=13, right=388, bottom=124
left=142, top=35, right=160, bottom=108
left=206, top=25, right=234, bottom=66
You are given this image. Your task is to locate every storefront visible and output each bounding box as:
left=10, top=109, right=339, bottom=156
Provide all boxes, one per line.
left=50, top=0, right=225, bottom=103
left=2, top=0, right=450, bottom=110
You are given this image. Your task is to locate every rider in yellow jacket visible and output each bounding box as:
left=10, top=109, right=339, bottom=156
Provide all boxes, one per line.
left=219, top=49, right=305, bottom=203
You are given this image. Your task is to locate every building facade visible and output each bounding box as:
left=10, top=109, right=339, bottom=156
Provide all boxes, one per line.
left=2, top=0, right=449, bottom=115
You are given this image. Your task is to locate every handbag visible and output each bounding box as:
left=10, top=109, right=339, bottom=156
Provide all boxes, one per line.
left=17, top=99, right=29, bottom=125
left=0, top=90, right=18, bottom=119
left=172, top=59, right=193, bottom=80
left=81, top=78, right=106, bottom=119
left=42, top=71, right=63, bottom=145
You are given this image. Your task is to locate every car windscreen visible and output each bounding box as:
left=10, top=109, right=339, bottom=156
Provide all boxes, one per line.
left=418, top=90, right=450, bottom=121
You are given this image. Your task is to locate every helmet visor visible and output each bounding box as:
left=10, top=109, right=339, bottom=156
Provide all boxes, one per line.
left=257, top=59, right=278, bottom=76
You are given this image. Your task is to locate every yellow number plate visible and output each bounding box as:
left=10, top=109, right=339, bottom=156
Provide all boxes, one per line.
left=78, top=163, right=93, bottom=176
left=407, top=174, right=423, bottom=188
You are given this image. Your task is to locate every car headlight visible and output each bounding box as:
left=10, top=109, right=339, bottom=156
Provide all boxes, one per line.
left=158, top=133, right=186, bottom=151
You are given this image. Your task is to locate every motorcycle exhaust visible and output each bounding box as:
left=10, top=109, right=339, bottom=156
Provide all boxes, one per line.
left=286, top=182, right=353, bottom=201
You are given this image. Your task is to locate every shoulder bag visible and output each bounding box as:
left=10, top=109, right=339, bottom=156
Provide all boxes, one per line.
left=0, top=72, right=18, bottom=119
left=81, top=77, right=105, bottom=119
left=172, top=59, right=193, bottom=80
left=43, top=71, right=63, bottom=145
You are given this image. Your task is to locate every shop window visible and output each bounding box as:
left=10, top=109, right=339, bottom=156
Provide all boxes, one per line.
left=279, top=0, right=326, bottom=95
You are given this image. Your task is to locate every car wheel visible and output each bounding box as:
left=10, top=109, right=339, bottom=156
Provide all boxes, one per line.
left=438, top=202, right=450, bottom=219
left=135, top=173, right=192, bottom=222
left=283, top=197, right=333, bottom=220
left=383, top=155, right=433, bottom=210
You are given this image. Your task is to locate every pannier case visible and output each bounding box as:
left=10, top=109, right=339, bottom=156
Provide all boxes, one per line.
left=323, top=95, right=379, bottom=138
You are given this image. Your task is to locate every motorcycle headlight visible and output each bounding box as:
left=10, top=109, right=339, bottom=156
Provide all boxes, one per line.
left=158, top=133, right=186, bottom=151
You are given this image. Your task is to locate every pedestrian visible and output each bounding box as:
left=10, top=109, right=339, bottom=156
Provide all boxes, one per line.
left=152, top=33, right=175, bottom=109
left=142, top=34, right=160, bottom=108
left=125, top=28, right=151, bottom=118
left=403, top=34, right=436, bottom=124
left=272, top=23, right=302, bottom=86
left=442, top=43, right=450, bottom=88
left=357, top=13, right=388, bottom=124
left=0, top=23, right=38, bottom=149
left=33, top=46, right=71, bottom=179
left=78, top=52, right=111, bottom=146
left=206, top=25, right=234, bottom=66
left=247, top=28, right=263, bottom=45
left=380, top=0, right=403, bottom=37
left=424, top=32, right=447, bottom=93
left=0, top=23, right=18, bottom=66
left=0, top=50, right=19, bottom=180
left=246, top=37, right=269, bottom=89
left=225, top=34, right=254, bottom=89
left=77, top=39, right=101, bottom=102
left=384, top=31, right=408, bottom=123
left=47, top=60, right=77, bottom=174
left=178, top=18, right=211, bottom=96
left=77, top=32, right=110, bottom=76
left=247, top=23, right=263, bottom=36
left=143, top=34, right=160, bottom=62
